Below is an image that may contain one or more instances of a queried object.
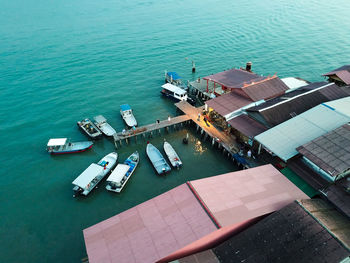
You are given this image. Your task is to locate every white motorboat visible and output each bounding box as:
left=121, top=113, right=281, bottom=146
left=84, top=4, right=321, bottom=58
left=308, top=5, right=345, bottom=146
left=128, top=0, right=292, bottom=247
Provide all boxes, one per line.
left=106, top=151, right=139, bottom=193
left=163, top=141, right=182, bottom=168
left=46, top=138, right=93, bottom=154
left=146, top=143, right=171, bottom=175
left=120, top=104, right=137, bottom=127
left=72, top=152, right=118, bottom=197
left=161, top=83, right=195, bottom=105
left=93, top=115, right=116, bottom=136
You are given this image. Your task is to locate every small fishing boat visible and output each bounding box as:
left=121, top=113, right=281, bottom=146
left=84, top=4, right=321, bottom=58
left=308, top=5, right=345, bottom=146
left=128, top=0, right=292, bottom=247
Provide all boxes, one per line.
left=161, top=83, right=195, bottom=105
left=165, top=71, right=183, bottom=86
left=106, top=151, right=139, bottom=193
left=47, top=138, right=93, bottom=154
left=93, top=115, right=116, bottom=136
left=77, top=118, right=102, bottom=139
left=146, top=143, right=171, bottom=175
left=163, top=141, right=182, bottom=168
left=72, top=152, right=118, bottom=197
left=120, top=104, right=137, bottom=127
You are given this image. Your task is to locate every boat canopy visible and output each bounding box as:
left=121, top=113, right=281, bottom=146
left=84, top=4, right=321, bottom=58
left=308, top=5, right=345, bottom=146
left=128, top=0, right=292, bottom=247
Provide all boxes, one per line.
left=94, top=115, right=106, bottom=123
left=167, top=72, right=181, bottom=80
left=72, top=164, right=104, bottom=188
left=106, top=164, right=130, bottom=184
left=161, top=83, right=187, bottom=95
left=47, top=138, right=67, bottom=146
left=120, top=104, right=131, bottom=111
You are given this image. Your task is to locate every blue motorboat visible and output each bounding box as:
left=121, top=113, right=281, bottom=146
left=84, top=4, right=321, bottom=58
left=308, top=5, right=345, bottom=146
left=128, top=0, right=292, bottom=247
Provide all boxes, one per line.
left=146, top=143, right=171, bottom=175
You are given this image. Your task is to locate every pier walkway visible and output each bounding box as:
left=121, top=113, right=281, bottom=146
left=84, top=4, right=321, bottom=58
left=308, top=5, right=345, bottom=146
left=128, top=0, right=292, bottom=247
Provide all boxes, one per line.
left=175, top=101, right=239, bottom=154
left=113, top=115, right=190, bottom=147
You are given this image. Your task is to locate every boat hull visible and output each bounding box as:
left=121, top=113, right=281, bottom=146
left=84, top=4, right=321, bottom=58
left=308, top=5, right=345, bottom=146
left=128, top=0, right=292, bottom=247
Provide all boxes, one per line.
left=160, top=91, right=195, bottom=106
left=51, top=144, right=93, bottom=154
left=163, top=141, right=182, bottom=168
left=77, top=119, right=103, bottom=139
left=146, top=144, right=171, bottom=175
left=72, top=152, right=118, bottom=197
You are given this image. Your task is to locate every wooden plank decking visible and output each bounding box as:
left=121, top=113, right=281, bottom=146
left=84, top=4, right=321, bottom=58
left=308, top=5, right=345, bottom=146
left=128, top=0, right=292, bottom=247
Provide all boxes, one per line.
left=113, top=115, right=190, bottom=142
left=175, top=101, right=239, bottom=153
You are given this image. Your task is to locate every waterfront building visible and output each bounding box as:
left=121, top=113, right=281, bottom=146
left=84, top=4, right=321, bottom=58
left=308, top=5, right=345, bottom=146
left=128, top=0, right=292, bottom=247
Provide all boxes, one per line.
left=255, top=97, right=350, bottom=163
left=323, top=64, right=350, bottom=86
left=210, top=199, right=350, bottom=263
left=293, top=124, right=350, bottom=217
left=246, top=82, right=349, bottom=128
left=83, top=164, right=307, bottom=263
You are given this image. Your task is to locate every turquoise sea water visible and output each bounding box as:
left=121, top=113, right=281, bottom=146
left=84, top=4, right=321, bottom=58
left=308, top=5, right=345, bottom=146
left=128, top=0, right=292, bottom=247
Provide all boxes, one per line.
left=1, top=0, right=350, bottom=262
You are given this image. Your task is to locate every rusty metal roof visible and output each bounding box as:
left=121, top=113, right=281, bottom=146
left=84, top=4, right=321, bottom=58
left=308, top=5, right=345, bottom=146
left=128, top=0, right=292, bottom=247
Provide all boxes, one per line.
left=206, top=92, right=253, bottom=117
left=228, top=114, right=267, bottom=138
left=241, top=76, right=289, bottom=101
left=297, top=124, right=350, bottom=177
left=323, top=65, right=350, bottom=85
left=203, top=68, right=264, bottom=89
left=246, top=82, right=349, bottom=127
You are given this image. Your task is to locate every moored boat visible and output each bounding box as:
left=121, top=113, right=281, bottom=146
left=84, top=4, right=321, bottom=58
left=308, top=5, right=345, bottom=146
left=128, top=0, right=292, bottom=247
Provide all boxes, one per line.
left=120, top=104, right=137, bottom=127
left=47, top=138, right=93, bottom=154
left=93, top=115, right=116, bottom=136
left=72, top=152, right=118, bottom=197
left=146, top=143, right=171, bottom=175
left=106, top=151, right=139, bottom=193
left=77, top=118, right=102, bottom=139
left=165, top=71, right=183, bottom=86
left=163, top=141, right=182, bottom=168
left=161, top=83, right=195, bottom=105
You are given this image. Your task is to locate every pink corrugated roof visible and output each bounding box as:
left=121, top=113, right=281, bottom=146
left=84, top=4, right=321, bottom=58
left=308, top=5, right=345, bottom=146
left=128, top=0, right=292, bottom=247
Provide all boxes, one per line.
left=203, top=68, right=264, bottom=89
left=335, top=70, right=350, bottom=85
left=206, top=92, right=253, bottom=117
left=83, top=184, right=217, bottom=263
left=189, top=164, right=309, bottom=227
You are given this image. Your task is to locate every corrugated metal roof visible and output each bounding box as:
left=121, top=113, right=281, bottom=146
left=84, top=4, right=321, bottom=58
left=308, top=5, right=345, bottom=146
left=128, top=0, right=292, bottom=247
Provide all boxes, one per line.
left=228, top=114, right=267, bottom=137
left=241, top=76, right=289, bottom=101
left=324, top=96, right=350, bottom=116
left=323, top=64, right=350, bottom=76
left=255, top=99, right=350, bottom=162
left=206, top=92, right=253, bottom=117
left=335, top=70, right=350, bottom=85
left=247, top=82, right=332, bottom=112
left=83, top=184, right=217, bottom=263
left=189, top=164, right=308, bottom=227
left=323, top=65, right=350, bottom=85
left=297, top=124, right=350, bottom=177
left=213, top=200, right=350, bottom=263
left=246, top=83, right=349, bottom=127
left=203, top=68, right=264, bottom=89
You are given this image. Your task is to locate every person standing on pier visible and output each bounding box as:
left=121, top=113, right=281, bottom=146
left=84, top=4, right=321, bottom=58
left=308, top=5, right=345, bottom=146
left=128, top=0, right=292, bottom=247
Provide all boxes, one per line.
left=197, top=113, right=201, bottom=121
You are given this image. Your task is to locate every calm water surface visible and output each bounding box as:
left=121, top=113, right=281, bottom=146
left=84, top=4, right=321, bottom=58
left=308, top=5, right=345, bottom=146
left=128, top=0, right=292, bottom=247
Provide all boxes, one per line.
left=1, top=0, right=350, bottom=262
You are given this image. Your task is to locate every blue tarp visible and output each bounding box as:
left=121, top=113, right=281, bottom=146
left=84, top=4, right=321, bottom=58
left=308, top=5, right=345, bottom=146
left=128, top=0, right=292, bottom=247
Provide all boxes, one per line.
left=120, top=104, right=131, bottom=111
left=167, top=72, right=181, bottom=80
left=232, top=153, right=248, bottom=165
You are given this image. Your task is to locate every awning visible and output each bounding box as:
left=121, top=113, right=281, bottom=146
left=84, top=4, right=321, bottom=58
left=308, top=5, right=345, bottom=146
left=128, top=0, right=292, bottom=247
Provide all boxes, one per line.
left=120, top=104, right=131, bottom=111
left=106, top=164, right=130, bottom=184
left=72, top=164, right=104, bottom=188
left=47, top=138, right=67, bottom=146
left=162, top=83, right=187, bottom=95
left=167, top=72, right=181, bottom=80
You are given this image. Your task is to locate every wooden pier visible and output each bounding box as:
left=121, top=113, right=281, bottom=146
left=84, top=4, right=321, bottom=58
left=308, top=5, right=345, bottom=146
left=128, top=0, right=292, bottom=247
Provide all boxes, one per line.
left=175, top=101, right=239, bottom=154
left=113, top=115, right=190, bottom=148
